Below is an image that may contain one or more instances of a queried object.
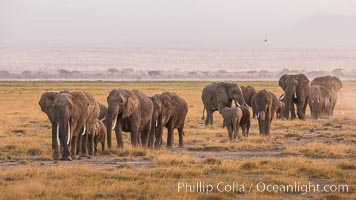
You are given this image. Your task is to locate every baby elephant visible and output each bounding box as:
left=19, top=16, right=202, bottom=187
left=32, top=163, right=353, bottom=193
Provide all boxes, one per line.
left=221, top=107, right=243, bottom=141
left=93, top=119, right=106, bottom=154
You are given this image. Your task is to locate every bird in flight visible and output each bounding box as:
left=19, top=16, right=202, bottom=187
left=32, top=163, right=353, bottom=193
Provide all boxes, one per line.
left=264, top=39, right=268, bottom=42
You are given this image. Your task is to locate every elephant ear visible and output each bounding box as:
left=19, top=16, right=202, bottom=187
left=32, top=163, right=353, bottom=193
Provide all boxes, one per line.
left=278, top=75, right=289, bottom=90
left=216, top=86, right=228, bottom=103
left=123, top=93, right=139, bottom=118
left=332, top=77, right=342, bottom=91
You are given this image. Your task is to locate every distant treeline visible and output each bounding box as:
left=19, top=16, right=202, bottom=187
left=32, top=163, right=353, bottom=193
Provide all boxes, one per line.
left=0, top=68, right=354, bottom=80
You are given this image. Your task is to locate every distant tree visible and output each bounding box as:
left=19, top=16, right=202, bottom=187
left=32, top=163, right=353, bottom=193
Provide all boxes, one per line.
left=0, top=70, right=11, bottom=78
left=121, top=68, right=134, bottom=76
left=107, top=68, right=119, bottom=75
left=21, top=70, right=32, bottom=78
left=332, top=68, right=344, bottom=77
left=148, top=71, right=161, bottom=76
left=57, top=69, right=71, bottom=77
left=188, top=71, right=198, bottom=76
left=71, top=70, right=81, bottom=77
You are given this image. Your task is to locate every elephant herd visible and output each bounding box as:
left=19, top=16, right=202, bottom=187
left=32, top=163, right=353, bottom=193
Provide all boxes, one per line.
left=201, top=75, right=342, bottom=141
left=39, top=75, right=341, bottom=160
left=39, top=89, right=188, bottom=160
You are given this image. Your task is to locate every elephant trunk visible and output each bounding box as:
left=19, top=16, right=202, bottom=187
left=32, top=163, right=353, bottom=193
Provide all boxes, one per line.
left=106, top=106, right=118, bottom=149
left=284, top=91, right=294, bottom=119
left=58, top=118, right=71, bottom=159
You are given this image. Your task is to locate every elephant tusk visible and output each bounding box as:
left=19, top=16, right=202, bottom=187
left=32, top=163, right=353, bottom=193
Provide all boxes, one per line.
left=236, top=102, right=241, bottom=107
left=81, top=125, right=86, bottom=136
left=56, top=123, right=60, bottom=146
left=317, top=100, right=320, bottom=103
left=67, top=121, right=71, bottom=145
left=100, top=116, right=106, bottom=122
left=279, top=94, right=285, bottom=100
left=111, top=115, right=118, bottom=130
left=294, top=93, right=297, bottom=99
left=257, top=113, right=260, bottom=118
left=244, top=103, right=250, bottom=108
left=155, top=120, right=158, bottom=127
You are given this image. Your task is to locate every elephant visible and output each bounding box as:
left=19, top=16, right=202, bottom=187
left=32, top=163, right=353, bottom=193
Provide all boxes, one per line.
left=39, top=91, right=62, bottom=160
left=93, top=119, right=106, bottom=154
left=276, top=99, right=286, bottom=119
left=150, top=92, right=188, bottom=149
left=253, top=90, right=279, bottom=135
left=221, top=107, right=243, bottom=141
left=309, top=85, right=332, bottom=119
left=240, top=85, right=256, bottom=107
left=311, top=76, right=342, bottom=116
left=201, top=82, right=246, bottom=125
left=106, top=89, right=153, bottom=149
left=53, top=91, right=99, bottom=160
left=279, top=74, right=310, bottom=120
left=239, top=105, right=250, bottom=137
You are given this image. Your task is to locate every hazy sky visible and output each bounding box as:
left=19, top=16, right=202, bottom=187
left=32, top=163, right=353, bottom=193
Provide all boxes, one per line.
left=1, top=0, right=355, bottom=48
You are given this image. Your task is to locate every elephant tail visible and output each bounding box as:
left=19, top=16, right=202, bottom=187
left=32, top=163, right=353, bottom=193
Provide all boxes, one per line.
left=201, top=106, right=206, bottom=120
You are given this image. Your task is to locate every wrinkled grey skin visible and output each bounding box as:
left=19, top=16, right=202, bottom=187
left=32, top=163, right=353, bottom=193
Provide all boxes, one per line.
left=221, top=107, right=243, bottom=141
left=106, top=89, right=153, bottom=149
left=309, top=85, right=332, bottom=119
left=201, top=82, right=246, bottom=125
left=93, top=119, right=106, bottom=154
left=53, top=91, right=99, bottom=160
left=279, top=74, right=310, bottom=120
left=253, top=90, right=279, bottom=135
left=240, top=85, right=256, bottom=107
left=239, top=105, right=251, bottom=137
left=311, top=76, right=342, bottom=116
left=150, top=92, right=188, bottom=149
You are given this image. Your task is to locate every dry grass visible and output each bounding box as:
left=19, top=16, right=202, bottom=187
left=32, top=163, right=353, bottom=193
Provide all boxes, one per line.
left=0, top=81, right=355, bottom=199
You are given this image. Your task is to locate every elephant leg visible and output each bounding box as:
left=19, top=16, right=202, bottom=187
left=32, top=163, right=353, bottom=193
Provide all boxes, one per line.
left=167, top=122, right=174, bottom=147
left=71, top=135, right=78, bottom=159
left=264, top=112, right=271, bottom=135
left=302, top=98, right=308, bottom=118
left=94, top=142, right=98, bottom=155
left=76, top=133, right=82, bottom=157
left=205, top=110, right=212, bottom=125
left=178, top=126, right=184, bottom=148
left=226, top=123, right=233, bottom=141
left=145, top=122, right=152, bottom=148
left=51, top=123, right=60, bottom=160
left=130, top=125, right=139, bottom=147
left=81, top=133, right=89, bottom=158
left=88, top=133, right=94, bottom=156
left=258, top=118, right=263, bottom=135
left=210, top=112, right=214, bottom=125
left=331, top=101, right=336, bottom=116
left=148, top=123, right=155, bottom=148
left=233, top=120, right=238, bottom=140
left=114, top=122, right=124, bottom=149
left=241, top=124, right=246, bottom=137
left=101, top=137, right=105, bottom=152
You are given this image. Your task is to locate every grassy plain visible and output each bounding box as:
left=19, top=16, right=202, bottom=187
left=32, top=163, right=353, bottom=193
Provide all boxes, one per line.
left=0, top=81, right=355, bottom=199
